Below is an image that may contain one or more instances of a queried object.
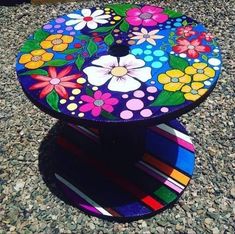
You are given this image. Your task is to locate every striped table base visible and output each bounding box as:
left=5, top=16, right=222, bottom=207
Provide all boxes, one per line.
left=54, top=120, right=195, bottom=221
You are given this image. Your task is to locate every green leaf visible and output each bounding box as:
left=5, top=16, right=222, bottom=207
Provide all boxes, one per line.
left=85, top=87, right=93, bottom=96
left=43, top=59, right=68, bottom=67
left=164, top=8, right=183, bottom=18
left=63, top=48, right=80, bottom=54
left=101, top=111, right=117, bottom=120
left=106, top=4, right=137, bottom=16
left=169, top=55, right=189, bottom=71
left=151, top=90, right=185, bottom=106
left=169, top=32, right=175, bottom=37
left=202, top=54, right=208, bottom=61
left=104, top=34, right=114, bottom=46
left=34, top=29, right=49, bottom=42
left=87, top=39, right=98, bottom=57
left=119, top=20, right=129, bottom=32
left=20, top=40, right=41, bottom=53
left=168, top=39, right=175, bottom=46
left=92, top=26, right=114, bottom=33
left=19, top=69, right=48, bottom=76
left=75, top=55, right=85, bottom=70
left=46, top=90, right=60, bottom=112
left=76, top=35, right=90, bottom=41
left=182, top=20, right=188, bottom=26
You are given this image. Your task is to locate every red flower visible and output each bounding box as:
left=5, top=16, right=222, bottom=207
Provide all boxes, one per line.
left=176, top=26, right=196, bottom=37
left=29, top=66, right=81, bottom=99
left=200, top=32, right=214, bottom=42
left=173, top=38, right=211, bottom=59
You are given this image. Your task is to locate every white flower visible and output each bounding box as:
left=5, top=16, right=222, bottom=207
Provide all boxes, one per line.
left=66, top=9, right=111, bottom=30
left=131, top=28, right=164, bottom=45
left=83, top=54, right=152, bottom=92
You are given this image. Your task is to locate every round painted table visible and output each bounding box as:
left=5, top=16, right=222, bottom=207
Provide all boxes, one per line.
left=16, top=4, right=222, bottom=221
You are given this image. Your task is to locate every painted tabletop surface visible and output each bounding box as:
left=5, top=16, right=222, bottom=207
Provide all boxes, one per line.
left=16, top=4, right=222, bottom=126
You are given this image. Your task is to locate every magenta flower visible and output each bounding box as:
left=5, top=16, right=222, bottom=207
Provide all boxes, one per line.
left=79, top=90, right=119, bottom=117
left=126, top=5, right=168, bottom=27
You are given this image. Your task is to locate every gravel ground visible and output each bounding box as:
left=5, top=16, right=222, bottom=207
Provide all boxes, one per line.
left=0, top=0, right=234, bottom=233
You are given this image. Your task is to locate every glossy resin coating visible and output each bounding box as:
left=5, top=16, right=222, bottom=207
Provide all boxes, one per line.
left=16, top=4, right=222, bottom=126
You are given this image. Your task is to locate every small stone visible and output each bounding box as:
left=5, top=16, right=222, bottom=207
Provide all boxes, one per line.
left=230, top=186, right=235, bottom=198
left=14, top=180, right=25, bottom=191
left=176, top=224, right=184, bottom=231
left=89, top=223, right=96, bottom=230
left=212, top=227, right=220, bottom=234
left=142, top=221, right=147, bottom=228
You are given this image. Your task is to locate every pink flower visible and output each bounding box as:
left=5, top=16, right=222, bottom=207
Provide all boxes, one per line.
left=126, top=5, right=168, bottom=27
left=173, top=38, right=211, bottom=59
left=200, top=32, right=214, bottom=42
left=79, top=90, right=119, bottom=117
left=29, top=66, right=81, bottom=99
left=176, top=26, right=196, bottom=37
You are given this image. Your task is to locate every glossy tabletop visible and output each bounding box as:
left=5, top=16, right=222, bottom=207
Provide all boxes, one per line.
left=16, top=4, right=222, bottom=126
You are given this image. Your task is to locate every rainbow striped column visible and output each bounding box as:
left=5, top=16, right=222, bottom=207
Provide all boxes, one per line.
left=54, top=119, right=195, bottom=221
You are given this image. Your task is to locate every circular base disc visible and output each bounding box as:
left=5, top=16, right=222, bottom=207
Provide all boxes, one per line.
left=54, top=120, right=195, bottom=221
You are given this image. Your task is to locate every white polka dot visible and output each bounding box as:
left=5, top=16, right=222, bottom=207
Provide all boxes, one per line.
left=69, top=96, right=75, bottom=100
left=213, top=49, right=219, bottom=53
left=179, top=53, right=187, bottom=58
left=78, top=113, right=84, bottom=118
left=120, top=110, right=133, bottom=120
left=60, top=99, right=67, bottom=104
left=122, top=94, right=129, bottom=99
left=134, top=90, right=145, bottom=98
left=140, top=109, right=152, bottom=117
left=161, top=107, right=169, bottom=113
left=170, top=51, right=175, bottom=54
left=67, top=103, right=77, bottom=111
left=148, top=96, right=154, bottom=101
left=150, top=81, right=155, bottom=84
left=204, top=81, right=211, bottom=86
left=194, top=59, right=200, bottom=62
left=213, top=66, right=220, bottom=70
left=147, top=86, right=158, bottom=93
left=126, top=99, right=144, bottom=111
left=208, top=58, right=221, bottom=66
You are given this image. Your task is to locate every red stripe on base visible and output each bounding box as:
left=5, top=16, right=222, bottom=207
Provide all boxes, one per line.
left=57, top=137, right=164, bottom=211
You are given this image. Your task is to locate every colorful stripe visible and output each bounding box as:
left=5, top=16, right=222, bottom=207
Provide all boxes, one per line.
left=146, top=131, right=194, bottom=175
left=154, top=186, right=177, bottom=204
left=55, top=173, right=112, bottom=216
left=150, top=126, right=195, bottom=152
left=57, top=137, right=164, bottom=211
left=143, top=153, right=190, bottom=186
left=136, top=161, right=184, bottom=193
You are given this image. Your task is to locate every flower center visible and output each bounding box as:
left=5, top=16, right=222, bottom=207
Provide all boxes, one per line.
left=188, top=45, right=195, bottom=50
left=31, top=55, right=42, bottom=62
left=143, top=34, right=150, bottom=38
left=52, top=38, right=63, bottom=45
left=139, top=12, right=152, bottom=19
left=111, top=66, right=128, bottom=77
left=94, top=99, right=104, bottom=106
left=197, top=69, right=204, bottom=74
left=83, top=16, right=93, bottom=22
left=50, top=78, right=60, bottom=85
left=171, top=77, right=179, bottom=83
left=191, top=89, right=198, bottom=94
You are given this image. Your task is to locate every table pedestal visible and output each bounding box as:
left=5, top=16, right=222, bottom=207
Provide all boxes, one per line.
left=54, top=120, right=195, bottom=221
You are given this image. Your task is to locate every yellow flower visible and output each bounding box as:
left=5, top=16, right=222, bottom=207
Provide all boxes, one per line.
left=40, top=34, right=73, bottom=52
left=185, top=62, right=215, bottom=81
left=19, top=49, right=54, bottom=69
left=158, top=69, right=191, bottom=92
left=181, top=82, right=207, bottom=101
